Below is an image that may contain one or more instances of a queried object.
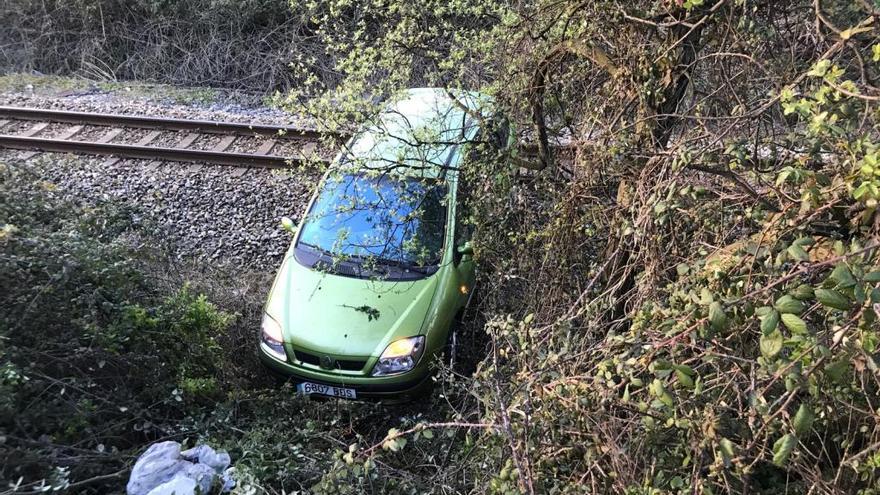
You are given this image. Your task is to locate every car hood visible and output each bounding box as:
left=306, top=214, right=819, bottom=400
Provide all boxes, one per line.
left=265, top=253, right=439, bottom=358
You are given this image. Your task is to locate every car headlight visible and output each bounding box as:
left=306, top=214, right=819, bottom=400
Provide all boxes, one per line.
left=371, top=336, right=425, bottom=376
left=260, top=313, right=287, bottom=361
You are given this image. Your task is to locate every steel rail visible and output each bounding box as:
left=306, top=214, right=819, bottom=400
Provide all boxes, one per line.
left=0, top=135, right=298, bottom=168
left=0, top=106, right=338, bottom=140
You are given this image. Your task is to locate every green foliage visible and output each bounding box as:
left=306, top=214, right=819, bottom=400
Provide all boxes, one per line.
left=278, top=0, right=508, bottom=133
left=1, top=160, right=463, bottom=493
left=5, top=0, right=880, bottom=493
left=772, top=434, right=797, bottom=467
left=281, top=0, right=880, bottom=493
left=0, top=162, right=238, bottom=484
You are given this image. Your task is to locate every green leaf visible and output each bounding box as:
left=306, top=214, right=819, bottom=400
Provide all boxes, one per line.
left=781, top=313, right=808, bottom=334
left=807, top=59, right=831, bottom=78
left=674, top=365, right=695, bottom=389
left=382, top=429, right=407, bottom=452
left=787, top=244, right=810, bottom=262
left=855, top=284, right=866, bottom=305
left=761, top=329, right=784, bottom=358
left=815, top=288, right=851, bottom=311
left=651, top=379, right=674, bottom=407
left=824, top=359, right=850, bottom=383
left=719, top=438, right=736, bottom=467
left=774, top=295, right=805, bottom=314
left=700, top=287, right=714, bottom=305
left=651, top=378, right=664, bottom=396
left=675, top=369, right=694, bottom=389
left=776, top=167, right=792, bottom=186
left=422, top=429, right=434, bottom=439
left=780, top=86, right=795, bottom=102
left=673, top=364, right=695, bottom=377
left=755, top=305, right=773, bottom=317
left=772, top=434, right=797, bottom=466
left=709, top=301, right=727, bottom=331
left=793, top=404, right=815, bottom=437
left=652, top=360, right=673, bottom=371
left=793, top=284, right=814, bottom=300
left=864, top=271, right=880, bottom=283
left=830, top=264, right=856, bottom=288
left=794, top=236, right=815, bottom=247
left=760, top=310, right=780, bottom=335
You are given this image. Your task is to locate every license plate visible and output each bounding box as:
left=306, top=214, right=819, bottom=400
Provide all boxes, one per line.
left=297, top=381, right=357, bottom=399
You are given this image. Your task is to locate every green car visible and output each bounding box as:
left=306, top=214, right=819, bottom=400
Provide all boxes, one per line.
left=259, top=88, right=509, bottom=399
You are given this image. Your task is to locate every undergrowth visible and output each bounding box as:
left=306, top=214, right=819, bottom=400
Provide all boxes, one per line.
left=0, top=161, right=453, bottom=494
left=4, top=0, right=880, bottom=493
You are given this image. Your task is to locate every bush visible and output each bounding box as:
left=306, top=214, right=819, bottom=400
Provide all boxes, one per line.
left=0, top=0, right=327, bottom=91
left=0, top=161, right=237, bottom=487
left=0, top=159, right=461, bottom=493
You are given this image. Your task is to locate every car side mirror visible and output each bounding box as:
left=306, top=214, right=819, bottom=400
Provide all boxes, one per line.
left=457, top=241, right=474, bottom=257
left=281, top=216, right=298, bottom=234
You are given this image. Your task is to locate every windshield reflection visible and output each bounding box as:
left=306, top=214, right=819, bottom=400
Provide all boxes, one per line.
left=295, top=173, right=447, bottom=279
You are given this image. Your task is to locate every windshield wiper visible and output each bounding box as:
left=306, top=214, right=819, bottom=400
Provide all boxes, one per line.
left=298, top=242, right=364, bottom=274
left=374, top=257, right=432, bottom=274
left=298, top=243, right=433, bottom=276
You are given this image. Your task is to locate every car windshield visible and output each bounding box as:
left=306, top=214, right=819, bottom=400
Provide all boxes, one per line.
left=345, top=108, right=468, bottom=174
left=296, top=173, right=448, bottom=270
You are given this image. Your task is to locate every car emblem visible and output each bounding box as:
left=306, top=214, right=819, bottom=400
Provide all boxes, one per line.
left=320, top=355, right=335, bottom=369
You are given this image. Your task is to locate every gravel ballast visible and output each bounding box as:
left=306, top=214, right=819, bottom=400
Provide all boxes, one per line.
left=3, top=151, right=322, bottom=270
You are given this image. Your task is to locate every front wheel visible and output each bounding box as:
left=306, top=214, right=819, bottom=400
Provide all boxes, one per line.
left=447, top=324, right=458, bottom=368
left=441, top=312, right=465, bottom=370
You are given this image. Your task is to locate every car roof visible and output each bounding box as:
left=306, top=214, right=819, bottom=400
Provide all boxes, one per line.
left=338, top=88, right=494, bottom=180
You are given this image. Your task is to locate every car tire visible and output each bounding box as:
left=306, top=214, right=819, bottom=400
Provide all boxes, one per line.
left=447, top=324, right=458, bottom=368
left=442, top=313, right=464, bottom=370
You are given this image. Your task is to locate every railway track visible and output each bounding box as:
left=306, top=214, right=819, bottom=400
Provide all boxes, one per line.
left=0, top=105, right=576, bottom=177
left=0, top=106, right=335, bottom=168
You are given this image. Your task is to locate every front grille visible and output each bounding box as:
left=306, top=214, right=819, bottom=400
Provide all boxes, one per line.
left=337, top=359, right=367, bottom=371
left=293, top=349, right=367, bottom=372
left=294, top=350, right=320, bottom=366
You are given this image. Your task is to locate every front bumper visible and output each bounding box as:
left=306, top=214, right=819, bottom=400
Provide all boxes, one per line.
left=258, top=344, right=432, bottom=398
